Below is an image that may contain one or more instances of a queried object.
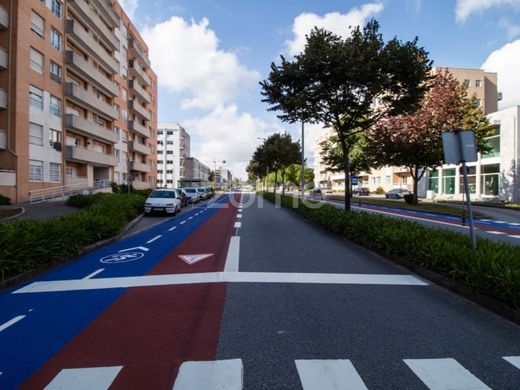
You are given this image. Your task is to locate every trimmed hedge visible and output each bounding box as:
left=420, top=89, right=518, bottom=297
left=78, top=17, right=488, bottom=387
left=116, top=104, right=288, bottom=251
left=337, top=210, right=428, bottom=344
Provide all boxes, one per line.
left=0, top=195, right=11, bottom=205
left=261, top=192, right=520, bottom=310
left=0, top=193, right=145, bottom=281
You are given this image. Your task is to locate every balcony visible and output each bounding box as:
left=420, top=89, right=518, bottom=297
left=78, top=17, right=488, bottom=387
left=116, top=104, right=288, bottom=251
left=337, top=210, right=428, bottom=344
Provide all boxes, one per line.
left=66, top=19, right=119, bottom=74
left=65, top=51, right=119, bottom=97
left=129, top=61, right=151, bottom=87
left=128, top=140, right=151, bottom=155
left=0, top=6, right=8, bottom=30
left=93, top=0, right=119, bottom=28
left=0, top=89, right=6, bottom=109
left=65, top=82, right=118, bottom=120
left=129, top=80, right=151, bottom=103
left=0, top=48, right=6, bottom=70
left=65, top=114, right=117, bottom=143
left=68, top=0, right=119, bottom=51
left=129, top=160, right=151, bottom=173
left=129, top=39, right=151, bottom=67
left=129, top=100, right=151, bottom=121
left=128, top=120, right=150, bottom=138
left=65, top=145, right=117, bottom=166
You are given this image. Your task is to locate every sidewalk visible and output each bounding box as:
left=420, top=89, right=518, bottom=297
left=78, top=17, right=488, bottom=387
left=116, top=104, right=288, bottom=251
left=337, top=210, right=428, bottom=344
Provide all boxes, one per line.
left=0, top=200, right=79, bottom=222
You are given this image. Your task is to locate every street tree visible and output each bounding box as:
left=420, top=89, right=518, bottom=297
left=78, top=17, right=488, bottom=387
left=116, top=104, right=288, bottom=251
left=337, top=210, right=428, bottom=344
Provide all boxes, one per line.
left=284, top=164, right=315, bottom=189
left=260, top=20, right=432, bottom=211
left=366, top=70, right=491, bottom=204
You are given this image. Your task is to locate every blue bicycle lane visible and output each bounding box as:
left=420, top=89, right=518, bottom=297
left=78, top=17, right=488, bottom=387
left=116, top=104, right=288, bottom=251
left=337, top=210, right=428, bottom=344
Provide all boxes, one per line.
left=0, top=194, right=232, bottom=389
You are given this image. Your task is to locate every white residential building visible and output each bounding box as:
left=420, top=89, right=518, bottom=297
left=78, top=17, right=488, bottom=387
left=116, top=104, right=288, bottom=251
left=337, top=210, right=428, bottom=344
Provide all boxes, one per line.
left=156, top=123, right=190, bottom=188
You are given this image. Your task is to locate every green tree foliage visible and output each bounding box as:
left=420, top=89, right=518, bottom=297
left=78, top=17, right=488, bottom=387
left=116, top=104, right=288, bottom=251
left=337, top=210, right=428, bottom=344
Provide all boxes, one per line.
left=260, top=20, right=432, bottom=211
left=366, top=70, right=492, bottom=203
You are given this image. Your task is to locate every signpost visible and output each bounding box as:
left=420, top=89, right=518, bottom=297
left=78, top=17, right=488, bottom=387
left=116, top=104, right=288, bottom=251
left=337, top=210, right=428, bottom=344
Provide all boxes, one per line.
left=442, top=129, right=478, bottom=251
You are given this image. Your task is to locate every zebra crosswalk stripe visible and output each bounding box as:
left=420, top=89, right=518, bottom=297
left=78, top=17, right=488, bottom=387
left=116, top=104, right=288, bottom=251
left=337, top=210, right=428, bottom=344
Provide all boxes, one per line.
left=44, top=366, right=123, bottom=390
left=172, top=359, right=243, bottom=390
left=404, top=358, right=491, bottom=390
left=295, top=359, right=368, bottom=390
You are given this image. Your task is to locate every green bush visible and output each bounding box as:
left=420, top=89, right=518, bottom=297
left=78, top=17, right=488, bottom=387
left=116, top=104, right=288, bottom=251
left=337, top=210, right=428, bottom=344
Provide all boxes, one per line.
left=0, top=193, right=145, bottom=281
left=261, top=192, right=520, bottom=310
left=375, top=186, right=385, bottom=195
left=0, top=195, right=11, bottom=205
left=403, top=193, right=414, bottom=204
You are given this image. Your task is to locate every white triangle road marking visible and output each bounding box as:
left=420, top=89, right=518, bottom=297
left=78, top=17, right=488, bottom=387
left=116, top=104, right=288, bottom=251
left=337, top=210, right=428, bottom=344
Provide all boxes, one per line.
left=178, top=253, right=214, bottom=265
left=503, top=356, right=520, bottom=369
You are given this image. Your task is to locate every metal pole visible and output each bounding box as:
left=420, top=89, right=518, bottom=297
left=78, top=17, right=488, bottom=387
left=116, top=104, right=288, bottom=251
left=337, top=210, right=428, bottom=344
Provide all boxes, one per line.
left=461, top=162, right=476, bottom=250
left=301, top=121, right=305, bottom=199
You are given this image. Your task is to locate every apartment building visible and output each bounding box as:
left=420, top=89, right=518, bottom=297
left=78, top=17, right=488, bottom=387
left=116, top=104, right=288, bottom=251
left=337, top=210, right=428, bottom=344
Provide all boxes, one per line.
left=216, top=167, right=232, bottom=189
left=0, top=0, right=157, bottom=203
left=156, top=122, right=190, bottom=188
left=182, top=157, right=210, bottom=187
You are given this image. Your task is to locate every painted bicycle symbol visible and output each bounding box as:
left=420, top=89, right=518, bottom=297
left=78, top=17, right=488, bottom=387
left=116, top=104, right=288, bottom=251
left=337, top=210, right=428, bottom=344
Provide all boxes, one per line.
left=100, top=252, right=144, bottom=264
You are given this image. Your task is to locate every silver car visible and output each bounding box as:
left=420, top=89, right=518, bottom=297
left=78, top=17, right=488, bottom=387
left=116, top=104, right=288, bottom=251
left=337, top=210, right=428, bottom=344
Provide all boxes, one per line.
left=183, top=188, right=200, bottom=203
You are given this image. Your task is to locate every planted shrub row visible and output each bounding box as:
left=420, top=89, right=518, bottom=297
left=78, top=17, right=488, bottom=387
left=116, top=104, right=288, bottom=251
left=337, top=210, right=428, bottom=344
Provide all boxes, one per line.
left=0, top=193, right=145, bottom=281
left=261, top=192, right=520, bottom=310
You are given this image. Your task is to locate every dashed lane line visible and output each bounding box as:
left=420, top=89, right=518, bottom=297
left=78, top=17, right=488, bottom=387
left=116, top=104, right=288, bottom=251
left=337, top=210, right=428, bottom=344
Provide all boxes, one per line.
left=180, top=221, right=187, bottom=225
left=146, top=235, right=162, bottom=244
left=234, top=222, right=241, bottom=229
left=169, top=226, right=177, bottom=231
left=83, top=269, right=104, bottom=280
left=0, top=315, right=26, bottom=333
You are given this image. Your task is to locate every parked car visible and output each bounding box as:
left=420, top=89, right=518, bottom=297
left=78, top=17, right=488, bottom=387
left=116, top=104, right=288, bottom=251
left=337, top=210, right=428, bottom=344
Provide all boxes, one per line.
left=204, top=187, right=214, bottom=199
left=173, top=188, right=188, bottom=207
left=352, top=187, right=370, bottom=196
left=385, top=188, right=411, bottom=199
left=144, top=189, right=181, bottom=215
left=183, top=188, right=200, bottom=203
left=310, top=188, right=323, bottom=199
left=196, top=187, right=207, bottom=200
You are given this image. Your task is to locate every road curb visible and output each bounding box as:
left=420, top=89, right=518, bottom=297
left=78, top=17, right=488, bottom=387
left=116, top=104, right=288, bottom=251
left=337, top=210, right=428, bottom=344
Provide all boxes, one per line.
left=0, top=207, right=26, bottom=222
left=0, top=213, right=144, bottom=291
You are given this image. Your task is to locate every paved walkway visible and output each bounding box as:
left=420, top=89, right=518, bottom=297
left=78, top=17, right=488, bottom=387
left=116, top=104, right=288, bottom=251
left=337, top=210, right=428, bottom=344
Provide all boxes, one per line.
left=0, top=201, right=79, bottom=222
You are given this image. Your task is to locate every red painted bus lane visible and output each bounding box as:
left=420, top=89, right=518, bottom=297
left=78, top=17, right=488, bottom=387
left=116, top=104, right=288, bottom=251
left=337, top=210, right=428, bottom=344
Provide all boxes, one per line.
left=21, top=195, right=240, bottom=389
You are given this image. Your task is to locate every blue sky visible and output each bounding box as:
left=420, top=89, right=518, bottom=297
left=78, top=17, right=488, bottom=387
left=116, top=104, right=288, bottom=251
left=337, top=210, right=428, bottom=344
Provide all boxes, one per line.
left=120, top=0, right=520, bottom=178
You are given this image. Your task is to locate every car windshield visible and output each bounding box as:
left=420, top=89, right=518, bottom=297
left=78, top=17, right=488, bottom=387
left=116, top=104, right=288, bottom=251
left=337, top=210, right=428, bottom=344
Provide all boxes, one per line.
left=149, top=191, right=175, bottom=199
left=197, top=189, right=204, bottom=192
left=185, top=189, right=196, bottom=193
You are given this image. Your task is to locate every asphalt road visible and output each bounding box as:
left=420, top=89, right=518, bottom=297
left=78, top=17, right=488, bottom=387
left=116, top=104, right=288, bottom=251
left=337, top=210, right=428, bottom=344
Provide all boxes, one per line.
left=1, top=192, right=519, bottom=389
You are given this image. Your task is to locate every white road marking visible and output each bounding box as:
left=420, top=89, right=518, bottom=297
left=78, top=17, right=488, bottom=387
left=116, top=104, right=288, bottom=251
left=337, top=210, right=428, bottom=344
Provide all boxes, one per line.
left=44, top=366, right=123, bottom=390
left=296, top=359, right=368, bottom=390
left=238, top=208, right=242, bottom=212
left=169, top=226, right=177, bottom=231
left=487, top=231, right=505, bottom=235
left=508, top=235, right=520, bottom=239
left=224, top=237, right=240, bottom=272
left=83, top=269, right=104, bottom=279
left=173, top=359, right=243, bottom=390
left=14, top=272, right=428, bottom=293
left=119, top=246, right=149, bottom=252
left=0, top=315, right=26, bottom=333
left=179, top=254, right=214, bottom=265
left=509, top=222, right=520, bottom=226
left=404, top=358, right=491, bottom=390
left=237, top=214, right=242, bottom=218
left=503, top=356, right=520, bottom=369
left=234, top=222, right=241, bottom=228
left=146, top=235, right=162, bottom=243
left=195, top=213, right=200, bottom=216
left=180, top=221, right=186, bottom=224
left=188, top=216, right=193, bottom=220
left=492, top=221, right=506, bottom=224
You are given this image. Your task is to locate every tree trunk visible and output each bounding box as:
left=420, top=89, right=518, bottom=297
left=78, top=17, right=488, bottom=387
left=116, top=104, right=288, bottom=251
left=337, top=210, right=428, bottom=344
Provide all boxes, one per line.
left=282, top=169, right=286, bottom=196
left=412, top=166, right=419, bottom=205
left=343, top=152, right=351, bottom=212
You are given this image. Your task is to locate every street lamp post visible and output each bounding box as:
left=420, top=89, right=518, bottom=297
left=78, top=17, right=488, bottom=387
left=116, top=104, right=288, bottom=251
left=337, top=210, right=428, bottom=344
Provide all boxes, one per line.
left=300, top=121, right=305, bottom=199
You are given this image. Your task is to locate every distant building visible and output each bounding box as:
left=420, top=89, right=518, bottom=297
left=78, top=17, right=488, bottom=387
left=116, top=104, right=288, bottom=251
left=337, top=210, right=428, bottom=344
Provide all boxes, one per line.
left=156, top=123, right=190, bottom=188
left=182, top=157, right=210, bottom=187
left=216, top=167, right=232, bottom=188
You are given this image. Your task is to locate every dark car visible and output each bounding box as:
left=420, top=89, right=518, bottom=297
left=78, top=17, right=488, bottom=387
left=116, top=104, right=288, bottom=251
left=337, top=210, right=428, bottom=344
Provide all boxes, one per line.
left=385, top=188, right=411, bottom=199
left=352, top=187, right=370, bottom=196
left=173, top=188, right=188, bottom=207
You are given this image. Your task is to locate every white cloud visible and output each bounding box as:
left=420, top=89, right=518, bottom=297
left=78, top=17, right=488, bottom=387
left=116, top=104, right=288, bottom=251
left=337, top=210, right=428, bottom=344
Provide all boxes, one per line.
left=119, top=0, right=138, bottom=20
left=456, top=0, right=520, bottom=23
left=499, top=18, right=520, bottom=38
left=142, top=17, right=260, bottom=110
left=184, top=105, right=272, bottom=179
left=286, top=3, right=384, bottom=56
left=482, top=39, right=520, bottom=109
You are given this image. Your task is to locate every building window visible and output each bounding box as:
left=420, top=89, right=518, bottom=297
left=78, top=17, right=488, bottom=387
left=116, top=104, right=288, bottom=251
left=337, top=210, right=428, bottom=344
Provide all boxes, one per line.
left=50, top=61, right=62, bottom=82
left=459, top=166, right=476, bottom=194
left=166, top=160, right=173, bottom=164
left=442, top=168, right=456, bottom=194
left=49, top=163, right=61, bottom=182
left=475, top=79, right=481, bottom=88
left=167, top=131, right=173, bottom=135
left=50, top=95, right=61, bottom=116
left=167, top=170, right=173, bottom=174
left=167, top=140, right=174, bottom=145
left=483, top=127, right=500, bottom=158
left=29, top=86, right=44, bottom=110
left=463, top=79, right=470, bottom=88
left=51, top=28, right=61, bottom=51
left=31, top=11, right=45, bottom=37
left=157, top=150, right=163, bottom=154
left=428, top=170, right=439, bottom=193
left=385, top=175, right=391, bottom=185
left=29, top=160, right=44, bottom=182
left=29, top=122, right=44, bottom=145
left=158, top=130, right=163, bottom=135
left=49, top=129, right=61, bottom=148
left=30, top=48, right=44, bottom=74
left=50, top=0, right=62, bottom=18
left=166, top=150, right=173, bottom=154
left=481, top=164, right=500, bottom=196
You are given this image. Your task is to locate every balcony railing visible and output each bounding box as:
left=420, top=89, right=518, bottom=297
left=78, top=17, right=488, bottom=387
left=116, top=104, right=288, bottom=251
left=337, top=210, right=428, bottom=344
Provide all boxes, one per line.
left=129, top=60, right=152, bottom=86
left=129, top=100, right=151, bottom=121
left=65, top=145, right=117, bottom=166
left=68, top=0, right=119, bottom=50
left=0, top=6, right=8, bottom=30
left=65, top=50, right=119, bottom=97
left=65, top=82, right=118, bottom=120
left=129, top=160, right=151, bottom=173
left=128, top=140, right=151, bottom=155
left=66, top=19, right=119, bottom=74
left=128, top=120, right=151, bottom=138
left=129, top=38, right=151, bottom=67
left=0, top=47, right=7, bottom=70
left=29, top=178, right=111, bottom=203
left=65, top=114, right=118, bottom=143
left=93, top=0, right=119, bottom=28
left=0, top=89, right=7, bottom=109
left=129, top=80, right=151, bottom=103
